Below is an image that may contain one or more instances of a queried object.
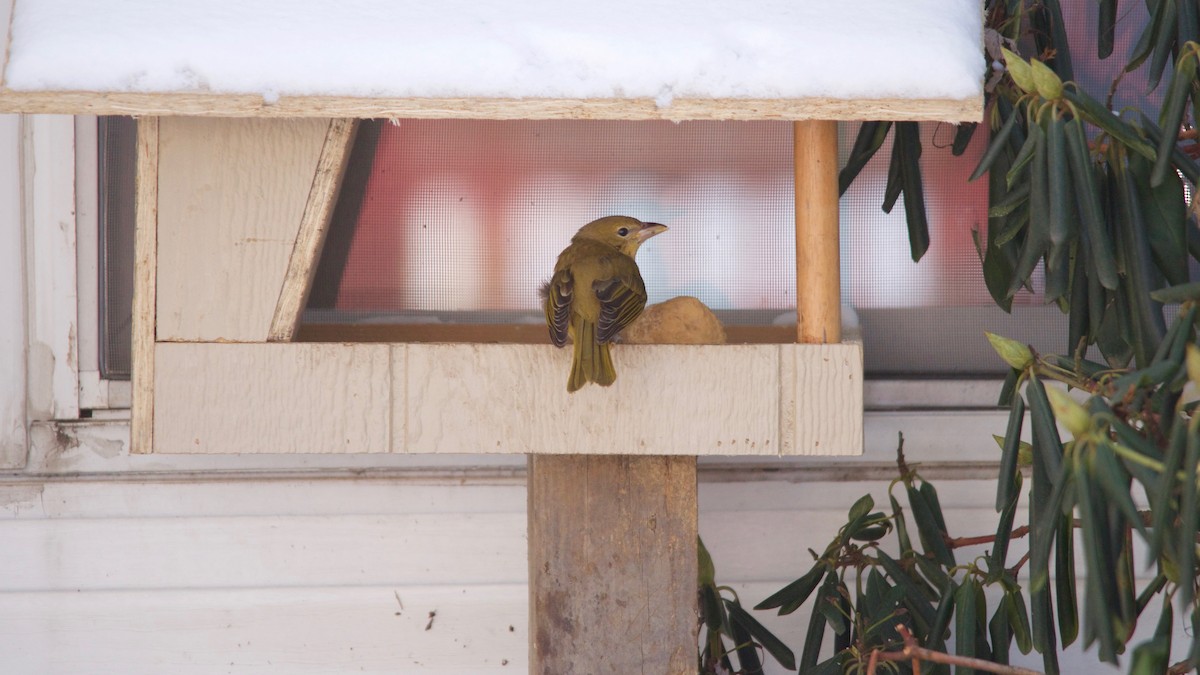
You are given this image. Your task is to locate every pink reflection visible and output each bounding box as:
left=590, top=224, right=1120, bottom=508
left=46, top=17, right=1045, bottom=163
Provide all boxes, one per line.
left=331, top=119, right=1001, bottom=314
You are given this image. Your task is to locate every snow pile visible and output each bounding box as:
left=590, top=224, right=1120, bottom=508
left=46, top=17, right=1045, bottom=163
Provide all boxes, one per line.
left=5, top=0, right=982, bottom=102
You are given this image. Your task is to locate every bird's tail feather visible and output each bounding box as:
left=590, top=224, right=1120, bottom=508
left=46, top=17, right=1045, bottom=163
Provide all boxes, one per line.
left=568, top=321, right=616, bottom=392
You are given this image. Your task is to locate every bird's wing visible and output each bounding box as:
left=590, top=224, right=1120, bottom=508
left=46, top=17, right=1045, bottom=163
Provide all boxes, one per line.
left=543, top=269, right=572, bottom=347
left=592, top=259, right=647, bottom=344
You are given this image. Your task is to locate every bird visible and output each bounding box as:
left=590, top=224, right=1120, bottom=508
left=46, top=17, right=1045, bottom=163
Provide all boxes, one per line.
left=541, top=215, right=668, bottom=392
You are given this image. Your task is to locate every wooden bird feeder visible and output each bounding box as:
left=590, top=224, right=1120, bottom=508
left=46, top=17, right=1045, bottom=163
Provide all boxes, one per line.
left=0, top=1, right=982, bottom=672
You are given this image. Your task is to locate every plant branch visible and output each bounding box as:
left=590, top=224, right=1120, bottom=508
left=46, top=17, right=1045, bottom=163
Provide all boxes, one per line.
left=1167, top=658, right=1196, bottom=675
left=869, top=624, right=1044, bottom=675
left=946, top=525, right=1031, bottom=549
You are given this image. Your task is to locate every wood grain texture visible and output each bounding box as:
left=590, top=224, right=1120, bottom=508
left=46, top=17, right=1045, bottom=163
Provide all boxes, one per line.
left=147, top=341, right=861, bottom=455
left=528, top=455, right=697, bottom=675
left=156, top=117, right=327, bottom=342
left=153, top=342, right=391, bottom=454
left=783, top=340, right=864, bottom=456
left=794, top=120, right=841, bottom=344
left=268, top=118, right=357, bottom=342
left=402, top=343, right=780, bottom=455
left=130, top=117, right=158, bottom=454
left=0, top=90, right=985, bottom=122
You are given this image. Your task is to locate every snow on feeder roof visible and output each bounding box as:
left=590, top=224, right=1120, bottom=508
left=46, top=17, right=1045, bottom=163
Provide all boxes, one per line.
left=0, top=0, right=983, bottom=120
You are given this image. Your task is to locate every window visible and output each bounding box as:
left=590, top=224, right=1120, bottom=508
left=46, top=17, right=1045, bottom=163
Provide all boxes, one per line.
left=300, top=118, right=1070, bottom=377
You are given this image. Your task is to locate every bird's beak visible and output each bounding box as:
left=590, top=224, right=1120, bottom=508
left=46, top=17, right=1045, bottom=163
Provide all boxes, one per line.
left=637, top=223, right=668, bottom=242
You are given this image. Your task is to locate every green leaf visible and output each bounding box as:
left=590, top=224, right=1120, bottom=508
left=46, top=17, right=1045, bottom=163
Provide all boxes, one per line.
left=1062, top=87, right=1157, bottom=161
left=1054, top=515, right=1079, bottom=647
left=1007, top=589, right=1033, bottom=655
left=798, top=582, right=829, bottom=672
left=1138, top=111, right=1200, bottom=183
left=1098, top=0, right=1117, bottom=58
left=876, top=550, right=936, bottom=628
left=951, top=122, right=977, bottom=156
left=1065, top=117, right=1120, bottom=290
left=804, top=651, right=849, bottom=675
left=988, top=182, right=1031, bottom=220
left=1114, top=157, right=1167, bottom=367
left=1147, top=0, right=1179, bottom=92
left=908, top=481, right=955, bottom=567
left=996, top=395, right=1026, bottom=511
left=928, top=578, right=958, bottom=652
left=839, top=121, right=892, bottom=195
left=700, top=582, right=724, bottom=631
left=847, top=493, right=874, bottom=523
left=1006, top=119, right=1041, bottom=190
left=1046, top=111, right=1073, bottom=248
left=890, top=493, right=914, bottom=555
left=1151, top=280, right=1200, bottom=303
left=989, top=595, right=1013, bottom=665
left=1007, top=121, right=1049, bottom=300
left=1130, top=153, right=1189, bottom=286
left=1128, top=0, right=1170, bottom=72
left=955, top=579, right=981, bottom=671
left=1075, top=459, right=1120, bottom=663
left=1153, top=52, right=1198, bottom=186
left=990, top=472, right=1023, bottom=577
left=726, top=600, right=796, bottom=670
left=1178, top=422, right=1200, bottom=611
left=896, top=122, right=930, bottom=262
left=1068, top=243, right=1090, bottom=356
left=1093, top=440, right=1149, bottom=540
left=882, top=126, right=904, bottom=213
left=971, top=106, right=1021, bottom=181
left=698, top=536, right=716, bottom=584
left=1039, top=0, right=1074, bottom=80
left=1126, top=629, right=1170, bottom=674
left=998, top=367, right=1020, bottom=406
left=725, top=603, right=764, bottom=675
left=755, top=563, right=825, bottom=615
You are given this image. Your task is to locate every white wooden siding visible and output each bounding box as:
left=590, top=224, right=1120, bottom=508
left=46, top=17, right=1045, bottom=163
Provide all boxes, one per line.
left=0, top=465, right=1181, bottom=674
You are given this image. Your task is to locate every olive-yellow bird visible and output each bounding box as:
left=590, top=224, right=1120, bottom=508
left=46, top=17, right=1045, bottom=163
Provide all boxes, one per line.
left=543, top=216, right=668, bottom=392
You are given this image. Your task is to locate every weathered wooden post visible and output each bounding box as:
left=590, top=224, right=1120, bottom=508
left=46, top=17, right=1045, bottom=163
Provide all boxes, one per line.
left=528, top=298, right=725, bottom=673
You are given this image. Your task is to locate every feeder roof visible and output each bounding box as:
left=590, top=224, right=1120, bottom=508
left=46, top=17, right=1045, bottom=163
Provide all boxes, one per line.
left=0, top=0, right=983, bottom=121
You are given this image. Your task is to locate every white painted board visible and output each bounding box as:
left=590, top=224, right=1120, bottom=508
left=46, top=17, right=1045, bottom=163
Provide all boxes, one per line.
left=151, top=341, right=862, bottom=456
left=155, top=117, right=327, bottom=342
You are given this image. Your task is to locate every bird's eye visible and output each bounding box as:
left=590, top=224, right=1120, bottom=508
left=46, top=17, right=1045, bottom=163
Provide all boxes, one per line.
left=617, top=227, right=630, bottom=237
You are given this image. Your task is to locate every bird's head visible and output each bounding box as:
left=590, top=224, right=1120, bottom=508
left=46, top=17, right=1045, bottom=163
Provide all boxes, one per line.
left=572, top=215, right=668, bottom=257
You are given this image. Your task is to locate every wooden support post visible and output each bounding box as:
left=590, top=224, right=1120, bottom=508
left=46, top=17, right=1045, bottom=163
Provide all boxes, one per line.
left=528, top=455, right=697, bottom=674
left=794, top=120, right=841, bottom=344
left=528, top=298, right=721, bottom=674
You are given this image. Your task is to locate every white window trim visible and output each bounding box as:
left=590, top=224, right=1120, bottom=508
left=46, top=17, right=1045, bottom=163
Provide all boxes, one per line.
left=0, top=115, right=25, bottom=469
left=74, top=115, right=132, bottom=412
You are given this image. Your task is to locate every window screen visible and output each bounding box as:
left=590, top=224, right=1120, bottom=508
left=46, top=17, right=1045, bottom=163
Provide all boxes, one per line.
left=303, top=117, right=1060, bottom=376
left=97, top=116, right=137, bottom=380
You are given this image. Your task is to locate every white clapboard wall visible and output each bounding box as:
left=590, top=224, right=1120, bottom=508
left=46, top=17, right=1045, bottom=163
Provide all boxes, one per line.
left=0, top=418, right=1184, bottom=675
